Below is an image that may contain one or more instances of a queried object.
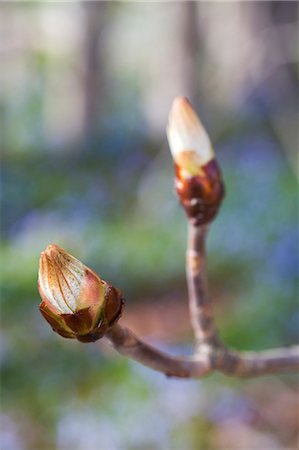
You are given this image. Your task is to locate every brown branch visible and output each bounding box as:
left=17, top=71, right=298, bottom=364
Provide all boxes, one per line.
left=105, top=324, right=211, bottom=378
left=105, top=324, right=299, bottom=379
left=214, top=346, right=299, bottom=377
left=186, top=222, right=222, bottom=349
left=103, top=219, right=299, bottom=379
left=104, top=220, right=299, bottom=379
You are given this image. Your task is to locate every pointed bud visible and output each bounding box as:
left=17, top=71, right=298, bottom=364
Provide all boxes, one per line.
left=38, top=244, right=124, bottom=342
left=167, top=97, right=224, bottom=225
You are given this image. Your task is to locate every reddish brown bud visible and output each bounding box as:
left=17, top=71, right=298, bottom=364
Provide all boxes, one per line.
left=38, top=244, right=124, bottom=342
left=167, top=97, right=224, bottom=225
left=175, top=158, right=224, bottom=226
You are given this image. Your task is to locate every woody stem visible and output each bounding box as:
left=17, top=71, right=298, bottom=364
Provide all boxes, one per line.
left=186, top=222, right=222, bottom=351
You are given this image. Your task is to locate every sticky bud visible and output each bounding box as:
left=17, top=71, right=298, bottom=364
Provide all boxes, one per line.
left=38, top=244, right=124, bottom=343
left=167, top=96, right=224, bottom=225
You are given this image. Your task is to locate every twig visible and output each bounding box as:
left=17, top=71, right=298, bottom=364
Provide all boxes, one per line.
left=186, top=222, right=222, bottom=350
left=105, top=324, right=211, bottom=378
left=105, top=324, right=299, bottom=379
left=214, top=346, right=299, bottom=377
left=105, top=220, right=299, bottom=379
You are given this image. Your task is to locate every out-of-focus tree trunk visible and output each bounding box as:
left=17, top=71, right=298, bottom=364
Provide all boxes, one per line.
left=82, top=1, right=107, bottom=144
left=268, top=1, right=299, bottom=89
left=180, top=1, right=201, bottom=105
left=250, top=1, right=298, bottom=174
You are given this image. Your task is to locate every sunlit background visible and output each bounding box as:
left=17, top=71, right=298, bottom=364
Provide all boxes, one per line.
left=1, top=2, right=298, bottom=449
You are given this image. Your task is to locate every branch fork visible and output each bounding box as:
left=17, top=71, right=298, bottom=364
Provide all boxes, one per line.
left=105, top=222, right=299, bottom=379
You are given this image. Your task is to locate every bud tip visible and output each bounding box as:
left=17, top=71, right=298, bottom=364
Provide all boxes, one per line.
left=167, top=96, right=214, bottom=170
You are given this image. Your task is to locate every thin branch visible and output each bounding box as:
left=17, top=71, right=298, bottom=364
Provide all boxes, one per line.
left=105, top=324, right=211, bottom=379
left=216, top=346, right=299, bottom=377
left=105, top=324, right=299, bottom=379
left=186, top=222, right=222, bottom=349
left=104, top=206, right=299, bottom=379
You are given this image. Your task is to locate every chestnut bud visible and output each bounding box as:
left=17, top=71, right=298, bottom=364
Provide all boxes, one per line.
left=38, top=244, right=124, bottom=343
left=167, top=96, right=224, bottom=225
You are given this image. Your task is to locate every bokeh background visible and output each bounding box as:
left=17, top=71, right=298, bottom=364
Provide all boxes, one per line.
left=1, top=1, right=298, bottom=449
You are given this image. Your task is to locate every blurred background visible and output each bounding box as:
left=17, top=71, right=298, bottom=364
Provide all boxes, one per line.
left=1, top=1, right=298, bottom=449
